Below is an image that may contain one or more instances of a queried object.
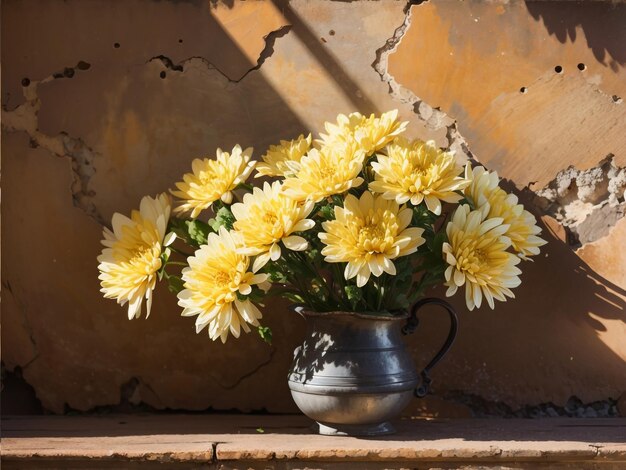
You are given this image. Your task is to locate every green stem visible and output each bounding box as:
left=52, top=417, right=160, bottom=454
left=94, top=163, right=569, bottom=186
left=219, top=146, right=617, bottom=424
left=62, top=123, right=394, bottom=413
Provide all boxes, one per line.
left=166, top=261, right=189, bottom=267
left=290, top=250, right=336, bottom=308
left=169, top=247, right=193, bottom=257
left=377, top=273, right=391, bottom=312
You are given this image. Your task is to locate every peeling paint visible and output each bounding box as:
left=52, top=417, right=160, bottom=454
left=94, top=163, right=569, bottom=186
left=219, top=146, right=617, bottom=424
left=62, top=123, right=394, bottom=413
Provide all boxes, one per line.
left=372, top=3, right=449, bottom=130
left=372, top=3, right=469, bottom=160
left=1, top=71, right=104, bottom=225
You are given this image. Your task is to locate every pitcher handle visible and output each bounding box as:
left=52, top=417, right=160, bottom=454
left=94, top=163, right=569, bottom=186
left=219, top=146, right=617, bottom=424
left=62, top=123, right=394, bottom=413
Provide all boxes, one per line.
left=401, top=297, right=458, bottom=398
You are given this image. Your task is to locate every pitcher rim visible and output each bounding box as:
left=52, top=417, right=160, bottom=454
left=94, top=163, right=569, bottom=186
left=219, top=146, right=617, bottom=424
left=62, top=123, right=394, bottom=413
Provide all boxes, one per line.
left=292, top=305, right=409, bottom=321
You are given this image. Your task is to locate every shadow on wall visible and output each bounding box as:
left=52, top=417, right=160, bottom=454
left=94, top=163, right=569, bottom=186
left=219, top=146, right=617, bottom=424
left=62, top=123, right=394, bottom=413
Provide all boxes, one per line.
left=525, top=1, right=626, bottom=69
left=269, top=0, right=379, bottom=114
left=407, top=185, right=625, bottom=413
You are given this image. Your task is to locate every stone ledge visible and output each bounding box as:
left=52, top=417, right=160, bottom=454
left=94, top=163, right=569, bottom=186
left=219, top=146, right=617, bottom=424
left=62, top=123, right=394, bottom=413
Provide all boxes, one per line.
left=2, top=415, right=625, bottom=469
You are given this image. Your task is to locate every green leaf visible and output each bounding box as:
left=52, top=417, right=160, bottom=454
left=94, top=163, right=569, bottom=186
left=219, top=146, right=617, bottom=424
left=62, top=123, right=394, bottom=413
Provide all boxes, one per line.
left=167, top=275, right=185, bottom=294
left=258, top=326, right=272, bottom=345
left=167, top=218, right=211, bottom=248
left=265, top=261, right=289, bottom=283
left=208, top=206, right=236, bottom=232
left=186, top=219, right=212, bottom=245
left=318, top=204, right=335, bottom=221
left=344, top=285, right=362, bottom=302
left=168, top=217, right=191, bottom=241
left=256, top=427, right=265, bottom=433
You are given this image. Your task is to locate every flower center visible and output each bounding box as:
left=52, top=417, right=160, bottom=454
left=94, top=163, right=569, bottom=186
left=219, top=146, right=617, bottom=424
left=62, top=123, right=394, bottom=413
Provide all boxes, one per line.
left=320, top=165, right=337, bottom=179
left=213, top=270, right=232, bottom=287
left=263, top=212, right=279, bottom=226
left=357, top=218, right=393, bottom=254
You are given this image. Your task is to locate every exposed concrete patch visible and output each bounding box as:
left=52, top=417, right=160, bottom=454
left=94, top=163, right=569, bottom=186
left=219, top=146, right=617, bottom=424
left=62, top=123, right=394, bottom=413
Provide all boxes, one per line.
left=534, top=156, right=626, bottom=246
left=1, top=70, right=104, bottom=225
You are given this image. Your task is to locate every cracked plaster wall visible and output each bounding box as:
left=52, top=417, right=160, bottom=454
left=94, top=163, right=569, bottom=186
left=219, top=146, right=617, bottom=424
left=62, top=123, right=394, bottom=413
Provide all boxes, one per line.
left=1, top=0, right=625, bottom=417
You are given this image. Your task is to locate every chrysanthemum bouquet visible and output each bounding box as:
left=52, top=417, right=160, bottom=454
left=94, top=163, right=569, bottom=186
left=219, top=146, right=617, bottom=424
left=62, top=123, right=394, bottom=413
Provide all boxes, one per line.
left=98, top=110, right=546, bottom=343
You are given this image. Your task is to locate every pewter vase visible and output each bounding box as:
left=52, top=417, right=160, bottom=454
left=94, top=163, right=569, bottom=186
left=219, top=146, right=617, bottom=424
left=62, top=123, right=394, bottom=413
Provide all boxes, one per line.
left=287, top=298, right=458, bottom=436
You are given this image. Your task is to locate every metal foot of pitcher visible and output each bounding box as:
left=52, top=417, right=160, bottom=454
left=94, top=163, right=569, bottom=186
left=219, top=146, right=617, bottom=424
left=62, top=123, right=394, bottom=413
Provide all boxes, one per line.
left=315, top=421, right=395, bottom=436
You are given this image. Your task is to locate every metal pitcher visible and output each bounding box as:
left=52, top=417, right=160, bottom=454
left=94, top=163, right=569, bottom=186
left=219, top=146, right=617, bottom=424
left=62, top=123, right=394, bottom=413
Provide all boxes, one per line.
left=287, top=298, right=458, bottom=436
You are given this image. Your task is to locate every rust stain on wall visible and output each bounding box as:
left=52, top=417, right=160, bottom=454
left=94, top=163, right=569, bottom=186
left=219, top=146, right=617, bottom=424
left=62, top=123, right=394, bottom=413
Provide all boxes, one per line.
left=388, top=1, right=626, bottom=188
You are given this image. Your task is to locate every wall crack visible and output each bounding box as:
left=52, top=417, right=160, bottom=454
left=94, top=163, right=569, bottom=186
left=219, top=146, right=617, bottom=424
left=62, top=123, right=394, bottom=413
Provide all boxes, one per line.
left=148, top=24, right=292, bottom=83
left=372, top=1, right=471, bottom=157
left=216, top=347, right=276, bottom=390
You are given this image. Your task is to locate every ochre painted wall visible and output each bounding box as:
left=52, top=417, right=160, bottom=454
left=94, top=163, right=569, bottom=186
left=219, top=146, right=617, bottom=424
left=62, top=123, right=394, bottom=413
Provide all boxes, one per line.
left=2, top=0, right=625, bottom=417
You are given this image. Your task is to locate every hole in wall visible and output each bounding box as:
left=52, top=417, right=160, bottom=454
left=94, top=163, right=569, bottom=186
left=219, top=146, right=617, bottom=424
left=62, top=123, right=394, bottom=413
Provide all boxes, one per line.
left=160, top=71, right=167, bottom=79
left=577, top=63, right=586, bottom=71
left=178, top=39, right=183, bottom=44
left=63, top=67, right=75, bottom=78
left=554, top=65, right=563, bottom=73
left=114, top=42, right=120, bottom=49
left=76, top=61, right=91, bottom=71
left=21, top=78, right=30, bottom=87
left=520, top=86, right=528, bottom=94
left=612, top=95, right=623, bottom=103
left=329, top=30, right=335, bottom=36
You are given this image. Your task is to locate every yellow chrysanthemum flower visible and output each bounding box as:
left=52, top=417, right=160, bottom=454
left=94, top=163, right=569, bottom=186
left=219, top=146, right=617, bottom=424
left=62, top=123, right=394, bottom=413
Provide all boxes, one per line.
left=282, top=141, right=366, bottom=203
left=318, top=109, right=407, bottom=157
left=464, top=165, right=546, bottom=258
left=171, top=145, right=255, bottom=218
left=255, top=134, right=312, bottom=178
left=319, top=191, right=425, bottom=287
left=231, top=181, right=315, bottom=272
left=369, top=137, right=470, bottom=215
left=443, top=204, right=522, bottom=311
left=177, top=227, right=270, bottom=343
left=463, top=164, right=500, bottom=207
left=98, top=194, right=175, bottom=319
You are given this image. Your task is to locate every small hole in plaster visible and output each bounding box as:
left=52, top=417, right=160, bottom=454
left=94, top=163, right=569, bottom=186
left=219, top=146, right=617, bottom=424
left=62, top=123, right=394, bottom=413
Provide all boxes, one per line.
left=114, top=42, right=121, bottom=49
left=321, top=37, right=327, bottom=43
left=520, top=87, right=527, bottom=94
left=329, top=30, right=335, bottom=36
left=76, top=61, right=91, bottom=71
left=178, top=39, right=183, bottom=44
left=577, top=63, right=586, bottom=71
left=612, top=95, right=623, bottom=104
left=554, top=65, right=563, bottom=73
left=21, top=78, right=30, bottom=87
left=64, top=67, right=75, bottom=78
left=160, top=71, right=167, bottom=79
